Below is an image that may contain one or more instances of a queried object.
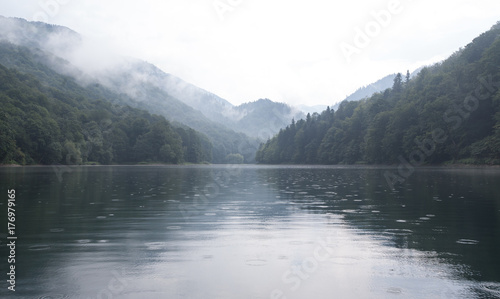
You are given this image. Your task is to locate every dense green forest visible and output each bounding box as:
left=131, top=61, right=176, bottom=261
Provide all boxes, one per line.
left=256, top=23, right=500, bottom=165
left=0, top=63, right=212, bottom=165
left=0, top=38, right=257, bottom=164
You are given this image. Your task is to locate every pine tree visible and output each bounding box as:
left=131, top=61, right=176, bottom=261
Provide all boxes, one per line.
left=393, top=73, right=403, bottom=92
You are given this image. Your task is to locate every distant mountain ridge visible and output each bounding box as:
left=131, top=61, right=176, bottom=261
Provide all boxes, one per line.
left=95, top=58, right=303, bottom=138
left=0, top=15, right=303, bottom=161
left=232, top=99, right=305, bottom=138
left=0, top=16, right=304, bottom=143
left=344, top=74, right=397, bottom=102
left=333, top=69, right=423, bottom=110
left=0, top=16, right=252, bottom=162
left=296, top=104, right=329, bottom=115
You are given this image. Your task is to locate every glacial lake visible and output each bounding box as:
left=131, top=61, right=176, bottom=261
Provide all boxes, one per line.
left=1, top=165, right=500, bottom=298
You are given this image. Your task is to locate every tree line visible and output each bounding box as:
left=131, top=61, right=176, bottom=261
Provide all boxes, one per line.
left=0, top=64, right=212, bottom=165
left=256, top=23, right=500, bottom=165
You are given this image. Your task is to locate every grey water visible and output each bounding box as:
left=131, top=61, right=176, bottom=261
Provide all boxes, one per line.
left=0, top=165, right=499, bottom=298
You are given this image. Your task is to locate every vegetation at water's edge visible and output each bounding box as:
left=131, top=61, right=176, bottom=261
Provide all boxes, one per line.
left=0, top=38, right=260, bottom=164
left=0, top=64, right=213, bottom=165
left=256, top=23, right=500, bottom=165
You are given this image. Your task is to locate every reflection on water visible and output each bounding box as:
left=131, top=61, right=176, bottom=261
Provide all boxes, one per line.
left=0, top=165, right=499, bottom=298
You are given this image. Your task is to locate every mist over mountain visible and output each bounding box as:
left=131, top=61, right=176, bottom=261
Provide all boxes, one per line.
left=257, top=21, right=500, bottom=165
left=0, top=45, right=215, bottom=165
left=0, top=16, right=303, bottom=140
left=89, top=57, right=303, bottom=139
left=0, top=16, right=306, bottom=163
left=0, top=17, right=243, bottom=163
left=6, top=15, right=496, bottom=167
left=0, top=16, right=80, bottom=50
left=231, top=99, right=305, bottom=138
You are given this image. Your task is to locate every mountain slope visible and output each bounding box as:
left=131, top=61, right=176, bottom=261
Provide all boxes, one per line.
left=93, top=57, right=303, bottom=138
left=257, top=22, right=500, bottom=166
left=0, top=16, right=297, bottom=139
left=230, top=99, right=305, bottom=138
left=333, top=69, right=423, bottom=111
left=0, top=62, right=213, bottom=165
left=0, top=16, right=261, bottom=162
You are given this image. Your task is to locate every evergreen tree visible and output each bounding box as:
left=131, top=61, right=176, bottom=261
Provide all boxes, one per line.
left=393, top=73, right=403, bottom=92
left=0, top=64, right=213, bottom=165
left=256, top=23, right=500, bottom=166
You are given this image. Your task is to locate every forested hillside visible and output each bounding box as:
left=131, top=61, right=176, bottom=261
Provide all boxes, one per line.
left=231, top=99, right=305, bottom=138
left=256, top=23, right=500, bottom=165
left=0, top=63, right=212, bottom=165
left=0, top=16, right=263, bottom=163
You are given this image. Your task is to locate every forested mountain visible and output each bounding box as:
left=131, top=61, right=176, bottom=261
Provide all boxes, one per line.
left=0, top=16, right=265, bottom=163
left=74, top=58, right=303, bottom=139
left=73, top=57, right=260, bottom=163
left=0, top=63, right=211, bottom=165
left=230, top=99, right=305, bottom=138
left=256, top=22, right=500, bottom=165
left=0, top=16, right=300, bottom=149
left=332, top=69, right=423, bottom=111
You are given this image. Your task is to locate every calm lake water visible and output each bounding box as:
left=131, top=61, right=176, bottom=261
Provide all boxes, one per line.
left=1, top=165, right=500, bottom=298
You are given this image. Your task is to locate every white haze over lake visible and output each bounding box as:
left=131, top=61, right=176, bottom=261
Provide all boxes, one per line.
left=0, top=0, right=499, bottom=106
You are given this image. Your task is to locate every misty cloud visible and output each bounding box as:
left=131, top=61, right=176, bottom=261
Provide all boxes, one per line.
left=1, top=0, right=500, bottom=107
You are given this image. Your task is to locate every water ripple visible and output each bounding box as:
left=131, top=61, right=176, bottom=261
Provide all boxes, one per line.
left=167, top=226, right=182, bottom=230
left=456, top=239, right=479, bottom=245
left=383, top=229, right=413, bottom=236
left=387, top=287, right=403, bottom=294
left=245, top=259, right=268, bottom=266
left=38, top=294, right=69, bottom=299
left=145, top=242, right=168, bottom=250
left=76, top=239, right=91, bottom=244
left=478, top=282, right=500, bottom=297
left=29, top=244, right=51, bottom=251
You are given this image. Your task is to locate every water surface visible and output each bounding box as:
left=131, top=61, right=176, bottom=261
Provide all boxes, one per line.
left=0, top=165, right=499, bottom=298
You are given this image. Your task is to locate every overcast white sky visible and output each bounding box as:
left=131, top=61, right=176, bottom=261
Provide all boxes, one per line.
left=1, top=0, right=500, bottom=106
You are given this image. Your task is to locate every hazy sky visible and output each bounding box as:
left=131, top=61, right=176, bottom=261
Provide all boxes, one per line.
left=1, top=0, right=500, bottom=106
